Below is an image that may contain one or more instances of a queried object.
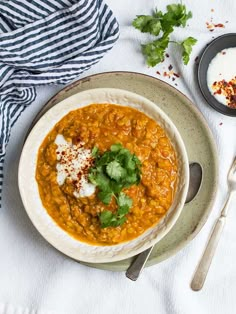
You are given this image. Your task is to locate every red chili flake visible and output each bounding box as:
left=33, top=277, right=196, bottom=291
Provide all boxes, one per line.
left=163, top=71, right=168, bottom=77
left=168, top=64, right=173, bottom=71
left=156, top=71, right=161, bottom=75
left=211, top=77, right=236, bottom=108
left=219, top=122, right=223, bottom=126
left=231, top=95, right=236, bottom=102
left=215, top=23, right=224, bottom=28
left=206, top=20, right=225, bottom=31
left=222, top=51, right=226, bottom=55
left=165, top=53, right=170, bottom=58
left=173, top=73, right=180, bottom=78
left=72, top=180, right=77, bottom=186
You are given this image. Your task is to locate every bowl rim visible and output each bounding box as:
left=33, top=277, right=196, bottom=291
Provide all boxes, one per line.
left=18, top=87, right=189, bottom=263
left=198, top=33, right=236, bottom=116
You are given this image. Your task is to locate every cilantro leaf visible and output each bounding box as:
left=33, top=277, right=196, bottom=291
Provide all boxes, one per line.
left=98, top=192, right=132, bottom=228
left=125, top=157, right=135, bottom=170
left=101, top=214, right=125, bottom=228
left=91, top=146, right=99, bottom=157
left=113, top=216, right=127, bottom=227
left=110, top=143, right=123, bottom=152
left=88, top=171, right=111, bottom=192
left=162, top=4, right=192, bottom=30
left=98, top=191, right=113, bottom=205
left=142, top=35, right=169, bottom=67
left=132, top=154, right=142, bottom=166
left=96, top=151, right=114, bottom=167
left=109, top=181, right=123, bottom=194
left=181, top=37, right=197, bottom=65
left=117, top=192, right=133, bottom=208
left=99, top=210, right=114, bottom=228
left=117, top=205, right=130, bottom=216
left=153, top=9, right=163, bottom=19
left=124, top=173, right=140, bottom=186
left=106, top=161, right=127, bottom=181
left=99, top=209, right=128, bottom=228
left=132, top=15, right=162, bottom=36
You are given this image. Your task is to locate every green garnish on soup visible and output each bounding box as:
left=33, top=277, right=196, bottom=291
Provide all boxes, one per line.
left=89, top=143, right=142, bottom=228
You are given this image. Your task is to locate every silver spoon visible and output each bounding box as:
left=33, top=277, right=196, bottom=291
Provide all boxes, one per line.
left=126, top=162, right=203, bottom=281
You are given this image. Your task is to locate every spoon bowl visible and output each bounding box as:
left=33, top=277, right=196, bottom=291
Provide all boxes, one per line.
left=186, top=163, right=203, bottom=203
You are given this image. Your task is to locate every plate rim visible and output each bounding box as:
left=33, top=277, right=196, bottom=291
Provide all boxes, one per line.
left=25, top=71, right=219, bottom=270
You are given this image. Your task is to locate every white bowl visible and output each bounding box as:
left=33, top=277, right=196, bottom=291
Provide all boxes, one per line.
left=18, top=88, right=189, bottom=263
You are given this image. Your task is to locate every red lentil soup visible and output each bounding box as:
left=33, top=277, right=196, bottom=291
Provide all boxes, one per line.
left=36, top=104, right=178, bottom=245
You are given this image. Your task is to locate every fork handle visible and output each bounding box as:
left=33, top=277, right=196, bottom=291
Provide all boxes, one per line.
left=191, top=216, right=225, bottom=291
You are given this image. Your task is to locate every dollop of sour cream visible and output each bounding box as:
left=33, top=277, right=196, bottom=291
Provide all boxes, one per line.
left=207, top=47, right=236, bottom=107
left=55, top=134, right=96, bottom=198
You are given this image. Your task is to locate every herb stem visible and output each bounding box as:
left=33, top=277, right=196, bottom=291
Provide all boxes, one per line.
left=169, top=40, right=180, bottom=45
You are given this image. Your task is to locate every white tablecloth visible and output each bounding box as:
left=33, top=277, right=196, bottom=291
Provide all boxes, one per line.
left=1, top=1, right=236, bottom=313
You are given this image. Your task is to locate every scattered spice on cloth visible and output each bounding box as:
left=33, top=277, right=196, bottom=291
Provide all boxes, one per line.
left=206, top=9, right=225, bottom=31
left=156, top=65, right=180, bottom=82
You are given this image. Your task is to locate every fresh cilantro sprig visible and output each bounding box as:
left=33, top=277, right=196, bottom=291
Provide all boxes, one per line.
left=132, top=3, right=197, bottom=66
left=88, top=143, right=141, bottom=228
left=141, top=34, right=169, bottom=67
left=181, top=37, right=197, bottom=65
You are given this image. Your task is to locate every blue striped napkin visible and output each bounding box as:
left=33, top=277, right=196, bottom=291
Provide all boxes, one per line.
left=0, top=0, right=119, bottom=204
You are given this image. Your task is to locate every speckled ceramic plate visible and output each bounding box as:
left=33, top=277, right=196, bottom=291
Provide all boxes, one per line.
left=27, top=72, right=218, bottom=271
left=19, top=88, right=189, bottom=263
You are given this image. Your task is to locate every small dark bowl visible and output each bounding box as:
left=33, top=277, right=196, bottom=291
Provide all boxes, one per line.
left=198, top=33, right=236, bottom=117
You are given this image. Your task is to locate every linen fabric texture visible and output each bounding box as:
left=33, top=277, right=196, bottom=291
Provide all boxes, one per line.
left=0, top=0, right=119, bottom=203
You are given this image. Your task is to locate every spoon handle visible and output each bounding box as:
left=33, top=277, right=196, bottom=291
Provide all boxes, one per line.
left=126, top=246, right=153, bottom=281
left=191, top=216, right=225, bottom=291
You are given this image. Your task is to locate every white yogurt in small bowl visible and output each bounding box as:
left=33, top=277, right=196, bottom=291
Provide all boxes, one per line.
left=207, top=47, right=236, bottom=109
left=198, top=33, right=236, bottom=116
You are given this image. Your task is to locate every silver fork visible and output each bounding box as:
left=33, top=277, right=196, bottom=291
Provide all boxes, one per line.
left=191, top=157, right=236, bottom=291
